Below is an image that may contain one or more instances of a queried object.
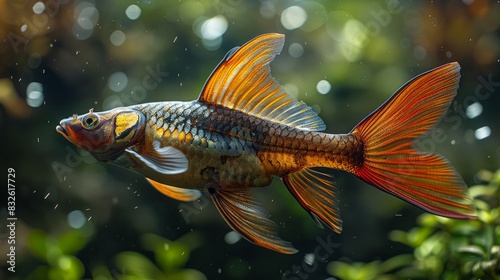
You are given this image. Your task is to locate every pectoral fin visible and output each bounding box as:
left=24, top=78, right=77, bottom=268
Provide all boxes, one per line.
left=146, top=178, right=201, bottom=202
left=207, top=185, right=298, bottom=254
left=126, top=140, right=188, bottom=175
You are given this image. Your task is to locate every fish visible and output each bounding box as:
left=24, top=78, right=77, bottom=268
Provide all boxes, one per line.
left=56, top=33, right=476, bottom=254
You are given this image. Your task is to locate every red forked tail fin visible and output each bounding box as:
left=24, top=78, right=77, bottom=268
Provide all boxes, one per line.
left=351, top=62, right=476, bottom=219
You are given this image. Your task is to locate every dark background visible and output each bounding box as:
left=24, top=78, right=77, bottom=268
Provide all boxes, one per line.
left=1, top=0, right=499, bottom=279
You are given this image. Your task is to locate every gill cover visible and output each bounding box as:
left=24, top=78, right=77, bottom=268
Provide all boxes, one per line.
left=114, top=110, right=145, bottom=145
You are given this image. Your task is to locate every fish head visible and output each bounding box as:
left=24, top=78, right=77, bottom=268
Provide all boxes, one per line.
left=56, top=108, right=146, bottom=160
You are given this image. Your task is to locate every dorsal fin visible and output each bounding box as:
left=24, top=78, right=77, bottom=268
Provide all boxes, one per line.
left=198, top=33, right=326, bottom=131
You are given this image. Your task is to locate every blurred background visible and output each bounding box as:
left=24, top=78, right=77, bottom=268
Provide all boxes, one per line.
left=1, top=0, right=499, bottom=279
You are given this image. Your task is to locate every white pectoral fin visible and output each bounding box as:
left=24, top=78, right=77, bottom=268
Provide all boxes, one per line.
left=126, top=141, right=188, bottom=175
left=146, top=178, right=201, bottom=201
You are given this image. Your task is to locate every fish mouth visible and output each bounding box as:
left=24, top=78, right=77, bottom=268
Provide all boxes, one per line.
left=56, top=124, right=69, bottom=137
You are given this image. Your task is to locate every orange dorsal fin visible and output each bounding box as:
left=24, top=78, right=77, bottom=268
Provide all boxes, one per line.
left=198, top=33, right=325, bottom=131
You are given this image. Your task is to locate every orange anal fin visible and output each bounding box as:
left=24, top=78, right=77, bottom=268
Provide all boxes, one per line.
left=352, top=62, right=476, bottom=219
left=146, top=178, right=201, bottom=202
left=283, top=168, right=342, bottom=233
left=207, top=185, right=298, bottom=254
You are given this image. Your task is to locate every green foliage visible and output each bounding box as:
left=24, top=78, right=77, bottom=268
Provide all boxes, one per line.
left=26, top=226, right=90, bottom=280
left=328, top=169, right=500, bottom=280
left=93, top=232, right=206, bottom=280
left=25, top=222, right=205, bottom=280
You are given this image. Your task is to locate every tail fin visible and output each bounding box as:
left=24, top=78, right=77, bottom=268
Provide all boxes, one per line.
left=351, top=62, right=476, bottom=219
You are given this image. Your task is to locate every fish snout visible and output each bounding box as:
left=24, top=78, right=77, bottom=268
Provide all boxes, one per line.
left=56, top=122, right=68, bottom=137
left=55, top=116, right=79, bottom=141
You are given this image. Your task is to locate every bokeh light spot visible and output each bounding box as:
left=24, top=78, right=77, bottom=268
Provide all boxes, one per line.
left=475, top=126, right=491, bottom=140
left=33, top=2, right=46, bottom=14
left=281, top=6, right=307, bottom=30
left=200, top=15, right=228, bottom=40
left=26, top=82, right=44, bottom=108
left=73, top=2, right=99, bottom=40
left=67, top=210, right=86, bottom=229
left=77, top=6, right=99, bottom=30
left=316, top=80, right=331, bottom=95
left=288, top=42, right=304, bottom=58
left=466, top=102, right=483, bottom=119
left=108, top=72, right=128, bottom=92
left=125, top=4, right=141, bottom=20
left=224, top=231, right=241, bottom=245
left=413, top=45, right=427, bottom=60
left=110, top=30, right=126, bottom=46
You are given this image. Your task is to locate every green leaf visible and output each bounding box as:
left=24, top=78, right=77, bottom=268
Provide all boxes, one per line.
left=390, top=226, right=437, bottom=248
left=415, top=235, right=445, bottom=259
left=165, top=269, right=207, bottom=280
left=491, top=169, right=500, bottom=186
left=474, top=199, right=491, bottom=211
left=457, top=245, right=486, bottom=257
left=116, top=251, right=164, bottom=279
left=449, top=220, right=481, bottom=235
left=56, top=255, right=85, bottom=280
left=477, top=210, right=494, bottom=224
left=389, top=230, right=409, bottom=246
left=157, top=241, right=190, bottom=272
left=141, top=233, right=192, bottom=272
left=378, top=254, right=414, bottom=273
left=28, top=229, right=50, bottom=262
left=491, top=245, right=500, bottom=257
left=328, top=261, right=381, bottom=280
left=478, top=170, right=494, bottom=181
left=417, top=213, right=438, bottom=227
left=176, top=231, right=204, bottom=251
left=92, top=265, right=114, bottom=280
left=406, top=226, right=435, bottom=247
left=469, top=185, right=496, bottom=198
left=58, top=230, right=89, bottom=255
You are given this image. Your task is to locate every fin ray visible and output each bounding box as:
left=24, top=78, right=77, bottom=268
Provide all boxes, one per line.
left=208, top=186, right=298, bottom=254
left=283, top=168, right=342, bottom=233
left=146, top=178, right=201, bottom=202
left=198, top=33, right=325, bottom=131
left=351, top=62, right=476, bottom=218
left=126, top=141, right=188, bottom=175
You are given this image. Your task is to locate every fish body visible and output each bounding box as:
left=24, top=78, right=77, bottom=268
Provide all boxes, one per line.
left=57, top=33, right=475, bottom=254
left=115, top=101, right=361, bottom=190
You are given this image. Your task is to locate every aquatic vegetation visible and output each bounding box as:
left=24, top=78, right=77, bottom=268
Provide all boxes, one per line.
left=25, top=226, right=205, bottom=280
left=93, top=232, right=206, bottom=280
left=328, top=169, right=500, bottom=280
left=26, top=227, right=90, bottom=280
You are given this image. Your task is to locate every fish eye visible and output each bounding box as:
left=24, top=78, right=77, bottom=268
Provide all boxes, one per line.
left=81, top=113, right=99, bottom=130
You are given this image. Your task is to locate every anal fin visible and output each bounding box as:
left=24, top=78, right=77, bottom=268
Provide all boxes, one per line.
left=146, top=178, right=201, bottom=202
left=283, top=168, right=342, bottom=233
left=207, top=185, right=298, bottom=254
